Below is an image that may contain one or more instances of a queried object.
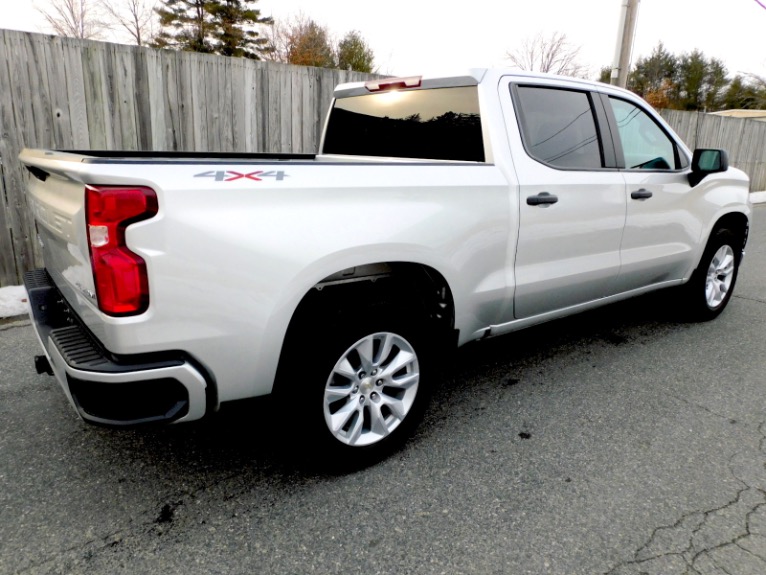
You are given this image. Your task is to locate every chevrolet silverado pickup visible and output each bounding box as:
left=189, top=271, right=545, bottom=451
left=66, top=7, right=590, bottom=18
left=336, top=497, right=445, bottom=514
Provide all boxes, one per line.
left=20, top=69, right=751, bottom=462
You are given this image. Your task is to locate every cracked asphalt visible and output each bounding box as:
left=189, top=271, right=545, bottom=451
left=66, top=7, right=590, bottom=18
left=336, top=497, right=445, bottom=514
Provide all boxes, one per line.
left=1, top=205, right=765, bottom=575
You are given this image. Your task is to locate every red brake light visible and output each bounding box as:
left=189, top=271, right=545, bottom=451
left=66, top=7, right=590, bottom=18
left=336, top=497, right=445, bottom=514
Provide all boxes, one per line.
left=85, top=186, right=158, bottom=316
left=364, top=76, right=422, bottom=92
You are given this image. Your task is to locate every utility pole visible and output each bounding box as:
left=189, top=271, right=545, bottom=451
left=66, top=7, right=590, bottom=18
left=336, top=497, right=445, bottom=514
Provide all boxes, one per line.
left=610, top=0, right=640, bottom=88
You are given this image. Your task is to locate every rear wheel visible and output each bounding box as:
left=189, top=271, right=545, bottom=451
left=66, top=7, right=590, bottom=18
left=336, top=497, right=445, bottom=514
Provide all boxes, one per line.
left=323, top=330, right=421, bottom=448
left=277, top=297, right=435, bottom=467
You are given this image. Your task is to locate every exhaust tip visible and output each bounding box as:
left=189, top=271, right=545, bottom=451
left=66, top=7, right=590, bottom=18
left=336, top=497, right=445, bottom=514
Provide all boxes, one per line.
left=34, top=355, right=53, bottom=376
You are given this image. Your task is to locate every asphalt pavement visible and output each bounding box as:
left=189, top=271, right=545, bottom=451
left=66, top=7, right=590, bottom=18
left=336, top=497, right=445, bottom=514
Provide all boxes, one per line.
left=1, top=206, right=766, bottom=575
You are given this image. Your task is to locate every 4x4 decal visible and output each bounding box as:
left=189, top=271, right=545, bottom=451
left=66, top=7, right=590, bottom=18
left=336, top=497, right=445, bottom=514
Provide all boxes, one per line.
left=194, top=170, right=288, bottom=182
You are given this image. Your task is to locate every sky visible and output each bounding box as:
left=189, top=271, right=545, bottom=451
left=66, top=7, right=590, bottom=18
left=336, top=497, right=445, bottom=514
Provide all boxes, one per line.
left=0, top=0, right=764, bottom=80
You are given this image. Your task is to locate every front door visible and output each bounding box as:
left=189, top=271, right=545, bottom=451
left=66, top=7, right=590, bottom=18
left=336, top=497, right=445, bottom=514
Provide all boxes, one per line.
left=605, top=96, right=699, bottom=293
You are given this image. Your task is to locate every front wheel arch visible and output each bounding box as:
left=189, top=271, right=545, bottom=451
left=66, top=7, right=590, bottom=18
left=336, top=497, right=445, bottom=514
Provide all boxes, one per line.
left=704, top=213, right=749, bottom=262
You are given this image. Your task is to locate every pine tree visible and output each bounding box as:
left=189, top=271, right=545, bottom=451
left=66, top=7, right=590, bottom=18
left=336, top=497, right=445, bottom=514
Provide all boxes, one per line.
left=336, top=31, right=374, bottom=73
left=207, top=0, right=273, bottom=59
left=154, top=0, right=272, bottom=59
left=629, top=43, right=677, bottom=98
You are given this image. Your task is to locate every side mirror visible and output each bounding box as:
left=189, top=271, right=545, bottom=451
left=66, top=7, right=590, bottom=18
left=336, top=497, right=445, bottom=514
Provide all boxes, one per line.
left=689, top=149, right=729, bottom=187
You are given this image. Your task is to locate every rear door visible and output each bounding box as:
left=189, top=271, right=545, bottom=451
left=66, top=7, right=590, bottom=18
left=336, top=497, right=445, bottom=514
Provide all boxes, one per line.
left=506, top=82, right=626, bottom=319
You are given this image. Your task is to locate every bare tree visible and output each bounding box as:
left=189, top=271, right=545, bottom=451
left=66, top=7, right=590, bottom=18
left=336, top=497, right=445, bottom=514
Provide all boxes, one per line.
left=745, top=72, right=766, bottom=108
left=39, top=0, right=105, bottom=39
left=264, top=15, right=296, bottom=63
left=98, top=0, right=157, bottom=46
left=506, top=32, right=588, bottom=78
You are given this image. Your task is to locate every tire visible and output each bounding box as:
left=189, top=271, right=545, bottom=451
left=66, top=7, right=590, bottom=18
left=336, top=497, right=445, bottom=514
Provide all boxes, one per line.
left=276, top=297, right=434, bottom=468
left=683, top=228, right=741, bottom=321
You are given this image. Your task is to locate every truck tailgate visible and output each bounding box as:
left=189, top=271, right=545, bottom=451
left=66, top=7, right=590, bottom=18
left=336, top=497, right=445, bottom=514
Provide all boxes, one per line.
left=24, top=162, right=97, bottom=316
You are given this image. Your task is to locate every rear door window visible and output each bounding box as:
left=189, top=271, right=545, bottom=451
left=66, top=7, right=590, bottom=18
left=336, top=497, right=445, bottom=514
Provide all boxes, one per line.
left=514, top=86, right=604, bottom=170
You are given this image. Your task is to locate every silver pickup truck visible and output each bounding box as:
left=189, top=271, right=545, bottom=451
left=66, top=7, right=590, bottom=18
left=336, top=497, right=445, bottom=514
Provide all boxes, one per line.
left=20, top=69, right=751, bottom=463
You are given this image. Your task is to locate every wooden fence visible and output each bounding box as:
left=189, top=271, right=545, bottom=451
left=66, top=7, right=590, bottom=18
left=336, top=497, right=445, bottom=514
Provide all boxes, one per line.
left=660, top=109, right=766, bottom=192
left=0, top=29, right=376, bottom=287
left=2, top=29, right=765, bottom=287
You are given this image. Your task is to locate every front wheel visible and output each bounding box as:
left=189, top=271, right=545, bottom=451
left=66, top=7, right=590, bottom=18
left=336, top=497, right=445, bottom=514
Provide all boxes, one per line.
left=683, top=228, right=741, bottom=321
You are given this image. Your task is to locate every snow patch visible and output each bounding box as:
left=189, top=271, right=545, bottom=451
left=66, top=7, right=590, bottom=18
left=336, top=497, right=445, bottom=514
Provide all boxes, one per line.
left=0, top=285, right=29, bottom=318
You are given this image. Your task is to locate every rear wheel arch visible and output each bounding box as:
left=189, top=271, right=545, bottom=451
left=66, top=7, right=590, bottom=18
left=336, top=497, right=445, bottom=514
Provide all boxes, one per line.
left=285, top=262, right=457, bottom=343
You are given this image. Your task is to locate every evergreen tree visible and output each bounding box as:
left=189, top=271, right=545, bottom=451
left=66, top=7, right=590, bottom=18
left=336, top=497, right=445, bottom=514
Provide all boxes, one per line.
left=155, top=0, right=212, bottom=53
left=207, top=0, right=272, bottom=59
left=597, top=66, right=612, bottom=84
left=724, top=76, right=754, bottom=109
left=676, top=50, right=728, bottom=111
left=724, top=75, right=766, bottom=110
left=628, top=42, right=677, bottom=98
left=704, top=57, right=728, bottom=111
left=678, top=50, right=709, bottom=110
left=602, top=44, right=753, bottom=112
left=749, top=74, right=766, bottom=108
left=336, top=31, right=374, bottom=73
left=154, top=0, right=272, bottom=59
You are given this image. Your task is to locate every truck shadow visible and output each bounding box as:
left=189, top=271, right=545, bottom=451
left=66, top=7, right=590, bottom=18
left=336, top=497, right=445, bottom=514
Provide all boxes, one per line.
left=415, top=289, right=693, bottom=438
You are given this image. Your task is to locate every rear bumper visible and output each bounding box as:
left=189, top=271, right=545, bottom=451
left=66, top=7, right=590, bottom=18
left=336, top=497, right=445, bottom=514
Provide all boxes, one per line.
left=24, top=269, right=209, bottom=426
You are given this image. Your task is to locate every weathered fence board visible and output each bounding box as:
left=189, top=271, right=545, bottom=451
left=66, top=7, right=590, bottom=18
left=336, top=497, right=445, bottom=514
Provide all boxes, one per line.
left=0, top=32, right=37, bottom=280
left=0, top=161, right=16, bottom=284
left=62, top=39, right=91, bottom=149
left=0, top=29, right=375, bottom=286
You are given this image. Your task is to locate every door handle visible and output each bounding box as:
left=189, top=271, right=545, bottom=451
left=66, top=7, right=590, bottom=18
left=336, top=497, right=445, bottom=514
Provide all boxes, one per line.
left=526, top=192, right=559, bottom=206
left=631, top=188, right=653, bottom=200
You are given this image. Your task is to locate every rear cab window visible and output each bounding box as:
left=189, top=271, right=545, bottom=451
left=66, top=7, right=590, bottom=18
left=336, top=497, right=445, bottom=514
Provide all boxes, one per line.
left=322, top=86, right=485, bottom=162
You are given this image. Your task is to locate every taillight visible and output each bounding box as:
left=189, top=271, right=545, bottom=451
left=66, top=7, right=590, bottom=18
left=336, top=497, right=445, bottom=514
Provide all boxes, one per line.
left=85, top=186, right=158, bottom=316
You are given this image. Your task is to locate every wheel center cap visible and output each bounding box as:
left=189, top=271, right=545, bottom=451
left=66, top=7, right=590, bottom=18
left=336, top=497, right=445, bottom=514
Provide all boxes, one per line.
left=359, top=378, right=374, bottom=395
